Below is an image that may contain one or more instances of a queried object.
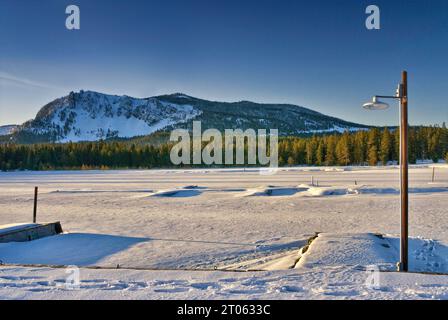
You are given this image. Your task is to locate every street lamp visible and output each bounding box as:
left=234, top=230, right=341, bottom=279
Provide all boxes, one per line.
left=363, top=71, right=409, bottom=272
left=362, top=96, right=390, bottom=110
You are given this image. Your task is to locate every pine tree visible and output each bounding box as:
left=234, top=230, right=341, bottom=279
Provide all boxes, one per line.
left=278, top=156, right=285, bottom=166
left=305, top=139, right=316, bottom=165
left=325, top=136, right=336, bottom=166
left=352, top=131, right=366, bottom=165
left=441, top=122, right=448, bottom=156
left=336, top=132, right=351, bottom=165
left=393, top=128, right=400, bottom=164
left=368, top=145, right=378, bottom=166
left=379, top=128, right=391, bottom=165
left=287, top=156, right=295, bottom=166
left=408, top=128, right=417, bottom=164
left=367, top=128, right=379, bottom=166
left=315, top=142, right=325, bottom=166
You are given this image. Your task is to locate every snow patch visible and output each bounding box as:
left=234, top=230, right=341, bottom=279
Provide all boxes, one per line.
left=0, top=125, right=18, bottom=136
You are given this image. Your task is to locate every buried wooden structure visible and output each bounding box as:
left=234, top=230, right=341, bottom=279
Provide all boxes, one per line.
left=0, top=222, right=63, bottom=243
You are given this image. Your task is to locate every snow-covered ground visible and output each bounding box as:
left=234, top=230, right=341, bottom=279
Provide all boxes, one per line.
left=0, top=165, right=447, bottom=299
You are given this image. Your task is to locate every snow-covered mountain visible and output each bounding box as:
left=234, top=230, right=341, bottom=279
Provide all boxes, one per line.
left=11, top=90, right=369, bottom=143
left=18, top=91, right=201, bottom=142
left=0, top=125, right=18, bottom=136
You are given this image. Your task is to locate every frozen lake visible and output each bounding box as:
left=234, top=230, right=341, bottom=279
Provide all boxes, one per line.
left=0, top=165, right=447, bottom=269
left=1, top=165, right=448, bottom=299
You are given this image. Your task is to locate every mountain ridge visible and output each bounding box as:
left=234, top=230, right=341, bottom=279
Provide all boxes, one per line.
left=5, top=90, right=370, bottom=143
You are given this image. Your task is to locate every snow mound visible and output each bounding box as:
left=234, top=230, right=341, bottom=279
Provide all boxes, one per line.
left=221, top=239, right=309, bottom=271
left=150, top=186, right=205, bottom=197
left=239, top=185, right=413, bottom=198
left=296, top=233, right=398, bottom=271
left=305, top=186, right=356, bottom=196
left=0, top=233, right=149, bottom=266
left=240, top=186, right=307, bottom=197
left=295, top=233, right=448, bottom=274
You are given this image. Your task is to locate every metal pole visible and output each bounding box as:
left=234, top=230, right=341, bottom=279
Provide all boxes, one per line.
left=33, top=186, right=38, bottom=223
left=400, top=71, right=409, bottom=272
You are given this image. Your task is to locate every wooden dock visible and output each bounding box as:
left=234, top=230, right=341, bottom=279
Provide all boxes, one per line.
left=0, top=222, right=63, bottom=243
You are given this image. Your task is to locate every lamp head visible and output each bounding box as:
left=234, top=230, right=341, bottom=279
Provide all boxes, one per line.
left=363, top=96, right=390, bottom=110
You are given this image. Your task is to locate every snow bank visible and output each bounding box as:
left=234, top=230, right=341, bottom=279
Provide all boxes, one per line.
left=240, top=185, right=448, bottom=198
left=305, top=187, right=354, bottom=196
left=0, top=233, right=149, bottom=266
left=296, top=233, right=397, bottom=271
left=150, top=186, right=205, bottom=197
left=240, top=186, right=304, bottom=197
left=296, top=233, right=448, bottom=274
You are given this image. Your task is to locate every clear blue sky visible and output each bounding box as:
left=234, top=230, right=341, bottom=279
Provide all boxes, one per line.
left=1, top=0, right=447, bottom=126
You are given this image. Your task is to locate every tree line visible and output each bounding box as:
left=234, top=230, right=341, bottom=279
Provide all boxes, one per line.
left=0, top=125, right=447, bottom=171
left=278, top=125, right=447, bottom=166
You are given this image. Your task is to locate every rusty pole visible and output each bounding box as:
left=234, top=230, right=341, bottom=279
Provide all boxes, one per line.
left=33, top=186, right=38, bottom=223
left=400, top=71, right=409, bottom=272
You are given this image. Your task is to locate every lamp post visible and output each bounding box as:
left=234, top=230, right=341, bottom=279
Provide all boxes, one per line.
left=363, top=71, right=409, bottom=272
